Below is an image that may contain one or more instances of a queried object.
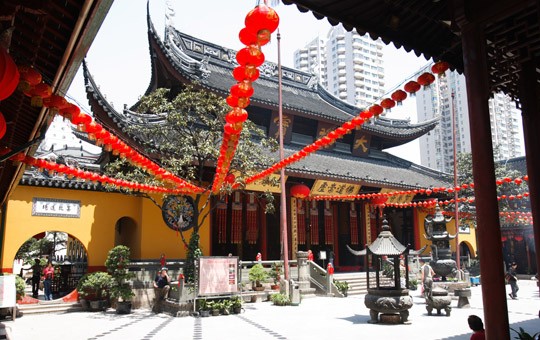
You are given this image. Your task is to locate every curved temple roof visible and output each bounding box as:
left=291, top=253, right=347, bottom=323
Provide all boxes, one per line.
left=144, top=14, right=439, bottom=149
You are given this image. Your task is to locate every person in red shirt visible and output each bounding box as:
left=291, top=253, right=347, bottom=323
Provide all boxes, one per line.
left=42, top=262, right=55, bottom=300
left=468, top=315, right=486, bottom=340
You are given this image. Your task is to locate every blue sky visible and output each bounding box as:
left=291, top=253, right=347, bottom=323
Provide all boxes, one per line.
left=65, top=0, right=431, bottom=163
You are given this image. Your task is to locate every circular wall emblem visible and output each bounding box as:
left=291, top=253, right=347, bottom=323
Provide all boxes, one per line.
left=161, top=195, right=196, bottom=231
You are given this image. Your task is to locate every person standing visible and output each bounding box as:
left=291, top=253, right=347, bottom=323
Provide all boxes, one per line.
left=421, top=259, right=435, bottom=300
left=31, top=258, right=42, bottom=298
left=42, top=262, right=54, bottom=300
left=467, top=315, right=486, bottom=340
left=507, top=262, right=519, bottom=299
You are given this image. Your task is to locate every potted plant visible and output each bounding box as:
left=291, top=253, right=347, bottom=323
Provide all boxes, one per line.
left=198, top=299, right=210, bottom=317
left=105, top=245, right=135, bottom=314
left=230, top=296, right=243, bottom=314
left=249, top=264, right=268, bottom=291
left=270, top=292, right=290, bottom=306
left=15, top=275, right=25, bottom=301
left=334, top=279, right=349, bottom=297
left=77, top=271, right=113, bottom=311
left=208, top=300, right=221, bottom=316
left=270, top=262, right=282, bottom=290
left=221, top=299, right=232, bottom=315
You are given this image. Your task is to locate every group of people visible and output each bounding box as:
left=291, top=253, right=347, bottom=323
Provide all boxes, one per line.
left=30, top=259, right=55, bottom=300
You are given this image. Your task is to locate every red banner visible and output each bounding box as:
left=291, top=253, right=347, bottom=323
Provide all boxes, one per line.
left=246, top=194, right=258, bottom=244
left=310, top=201, right=319, bottom=245
left=231, top=193, right=243, bottom=244
left=216, top=201, right=227, bottom=244
left=297, top=199, right=306, bottom=245
left=350, top=203, right=359, bottom=245
left=324, top=201, right=333, bottom=245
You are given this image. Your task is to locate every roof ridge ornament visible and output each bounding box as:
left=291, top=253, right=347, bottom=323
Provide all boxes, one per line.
left=165, top=0, right=176, bottom=27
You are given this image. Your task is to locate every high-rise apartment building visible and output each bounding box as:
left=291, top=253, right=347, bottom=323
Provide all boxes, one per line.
left=294, top=25, right=385, bottom=108
left=417, top=71, right=522, bottom=173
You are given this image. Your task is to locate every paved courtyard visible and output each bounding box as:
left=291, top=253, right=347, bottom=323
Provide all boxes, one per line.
left=3, top=280, right=539, bottom=340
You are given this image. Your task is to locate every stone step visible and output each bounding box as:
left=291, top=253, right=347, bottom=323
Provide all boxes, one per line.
left=18, top=302, right=83, bottom=315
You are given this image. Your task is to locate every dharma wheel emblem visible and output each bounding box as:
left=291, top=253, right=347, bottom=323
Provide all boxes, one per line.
left=161, top=195, right=195, bottom=231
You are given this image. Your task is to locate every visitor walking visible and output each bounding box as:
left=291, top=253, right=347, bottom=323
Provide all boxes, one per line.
left=42, top=262, right=54, bottom=300
left=507, top=262, right=519, bottom=299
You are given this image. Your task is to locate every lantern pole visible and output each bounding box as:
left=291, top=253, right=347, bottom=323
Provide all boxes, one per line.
left=277, top=29, right=290, bottom=280
left=451, top=90, right=461, bottom=273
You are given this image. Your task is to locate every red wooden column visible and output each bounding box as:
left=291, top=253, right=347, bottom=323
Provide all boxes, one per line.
left=460, top=22, right=510, bottom=339
left=518, top=60, right=540, bottom=297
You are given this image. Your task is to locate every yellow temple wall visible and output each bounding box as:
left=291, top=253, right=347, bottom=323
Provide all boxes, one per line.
left=1, top=185, right=210, bottom=272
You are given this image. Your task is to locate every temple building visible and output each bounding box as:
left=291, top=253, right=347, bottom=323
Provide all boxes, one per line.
left=1, top=10, right=478, bottom=275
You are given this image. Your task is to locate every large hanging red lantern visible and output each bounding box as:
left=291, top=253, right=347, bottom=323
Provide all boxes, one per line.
left=431, top=61, right=450, bottom=76
left=0, top=111, right=6, bottom=140
left=17, top=65, right=42, bottom=92
left=291, top=183, right=310, bottom=199
left=236, top=47, right=265, bottom=67
left=369, top=104, right=384, bottom=117
left=245, top=4, right=280, bottom=36
left=26, top=83, right=52, bottom=107
left=239, top=27, right=258, bottom=46
left=233, top=65, right=260, bottom=82
left=380, top=98, right=396, bottom=110
left=391, top=89, right=407, bottom=105
left=0, top=47, right=20, bottom=101
left=417, top=72, right=436, bottom=87
left=404, top=81, right=421, bottom=95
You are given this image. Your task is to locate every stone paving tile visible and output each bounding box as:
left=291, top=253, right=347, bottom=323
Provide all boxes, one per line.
left=3, top=280, right=539, bottom=340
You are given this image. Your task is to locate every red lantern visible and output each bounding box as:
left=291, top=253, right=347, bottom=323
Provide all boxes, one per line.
left=404, top=81, right=421, bottom=95
left=391, top=89, right=407, bottom=104
left=371, top=195, right=388, bottom=205
left=26, top=83, right=52, bottom=107
left=43, top=94, right=69, bottom=111
left=225, top=109, right=248, bottom=124
left=0, top=111, right=6, bottom=140
left=225, top=173, right=235, bottom=184
left=0, top=47, right=20, bottom=101
left=239, top=27, right=258, bottom=46
left=380, top=98, right=395, bottom=110
left=514, top=235, right=523, bottom=242
left=360, top=110, right=373, bottom=120
left=431, top=61, right=450, bottom=76
left=236, top=47, right=265, bottom=67
left=290, top=183, right=310, bottom=199
left=369, top=104, right=384, bottom=117
left=233, top=65, right=260, bottom=82
left=230, top=82, right=254, bottom=98
left=417, top=72, right=435, bottom=87
left=224, top=122, right=241, bottom=135
left=17, top=65, right=42, bottom=92
left=245, top=4, right=280, bottom=35
left=59, top=103, right=80, bottom=121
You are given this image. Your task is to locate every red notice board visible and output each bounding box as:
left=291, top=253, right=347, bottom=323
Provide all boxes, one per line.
left=198, top=256, right=238, bottom=296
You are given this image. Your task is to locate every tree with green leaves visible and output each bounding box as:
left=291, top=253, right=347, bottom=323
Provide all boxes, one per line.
left=103, top=86, right=278, bottom=282
left=450, top=151, right=529, bottom=228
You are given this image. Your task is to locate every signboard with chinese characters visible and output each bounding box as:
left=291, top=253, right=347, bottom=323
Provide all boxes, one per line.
left=245, top=174, right=286, bottom=193
left=380, top=188, right=415, bottom=204
left=268, top=112, right=293, bottom=142
left=310, top=180, right=361, bottom=196
left=32, top=198, right=81, bottom=218
left=352, top=130, right=372, bottom=157
left=198, top=256, right=238, bottom=296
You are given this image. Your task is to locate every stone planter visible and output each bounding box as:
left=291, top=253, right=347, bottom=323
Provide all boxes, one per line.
left=200, top=310, right=210, bottom=317
left=364, top=288, right=413, bottom=324
left=79, top=299, right=90, bottom=311
left=116, top=301, right=132, bottom=314
left=89, top=300, right=107, bottom=311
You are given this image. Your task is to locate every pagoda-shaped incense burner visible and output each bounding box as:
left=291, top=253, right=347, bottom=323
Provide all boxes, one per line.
left=424, top=205, right=457, bottom=278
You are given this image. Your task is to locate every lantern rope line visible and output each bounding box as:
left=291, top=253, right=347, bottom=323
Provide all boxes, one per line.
left=14, top=155, right=191, bottom=195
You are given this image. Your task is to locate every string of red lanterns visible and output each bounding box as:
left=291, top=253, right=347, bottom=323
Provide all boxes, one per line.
left=10, top=62, right=206, bottom=194
left=242, top=61, right=451, bottom=185
left=10, top=153, right=190, bottom=195
left=211, top=3, right=279, bottom=193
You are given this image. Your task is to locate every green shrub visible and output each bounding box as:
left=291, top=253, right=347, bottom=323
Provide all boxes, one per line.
left=333, top=279, right=349, bottom=295
left=249, top=264, right=268, bottom=286
left=270, top=293, right=290, bottom=306
left=105, top=245, right=135, bottom=301
left=270, top=262, right=282, bottom=284
left=15, top=275, right=25, bottom=300
left=77, top=272, right=113, bottom=300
